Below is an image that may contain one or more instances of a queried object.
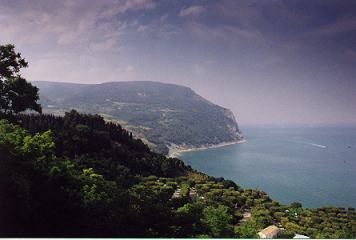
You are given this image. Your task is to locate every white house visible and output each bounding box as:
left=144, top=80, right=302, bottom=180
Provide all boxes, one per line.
left=293, top=233, right=310, bottom=239
left=258, top=225, right=280, bottom=238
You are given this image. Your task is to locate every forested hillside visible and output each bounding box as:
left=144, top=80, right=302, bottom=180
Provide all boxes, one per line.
left=34, top=81, right=243, bottom=154
left=1, top=112, right=355, bottom=238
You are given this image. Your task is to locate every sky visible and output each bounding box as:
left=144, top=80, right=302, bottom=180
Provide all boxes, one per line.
left=1, top=0, right=356, bottom=125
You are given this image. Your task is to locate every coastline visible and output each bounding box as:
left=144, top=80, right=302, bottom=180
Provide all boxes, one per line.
left=167, top=139, right=246, bottom=158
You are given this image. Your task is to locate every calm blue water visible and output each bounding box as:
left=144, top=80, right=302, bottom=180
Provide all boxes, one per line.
left=179, top=126, right=356, bottom=208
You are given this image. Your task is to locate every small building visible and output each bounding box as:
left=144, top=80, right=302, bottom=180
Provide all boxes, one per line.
left=172, top=188, right=181, bottom=198
left=189, top=187, right=197, bottom=198
left=293, top=234, right=310, bottom=239
left=258, top=225, right=280, bottom=239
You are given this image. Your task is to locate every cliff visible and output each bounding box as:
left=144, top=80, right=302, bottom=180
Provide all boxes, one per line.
left=34, top=81, right=243, bottom=154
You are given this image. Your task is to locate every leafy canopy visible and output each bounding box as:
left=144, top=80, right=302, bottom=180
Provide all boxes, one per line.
left=0, top=44, right=41, bottom=113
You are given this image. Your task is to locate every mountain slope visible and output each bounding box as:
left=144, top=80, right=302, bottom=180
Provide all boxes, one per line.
left=34, top=81, right=243, bottom=154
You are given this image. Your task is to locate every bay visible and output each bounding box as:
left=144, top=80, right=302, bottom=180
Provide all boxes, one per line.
left=179, top=126, right=356, bottom=208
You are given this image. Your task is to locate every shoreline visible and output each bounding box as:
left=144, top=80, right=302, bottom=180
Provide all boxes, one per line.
left=167, top=139, right=246, bottom=158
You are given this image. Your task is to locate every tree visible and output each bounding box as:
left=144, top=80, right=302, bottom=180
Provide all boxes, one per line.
left=291, top=202, right=302, bottom=209
left=3, top=76, right=41, bottom=113
left=0, top=44, right=41, bottom=114
left=173, top=202, right=204, bottom=237
left=0, top=120, right=60, bottom=236
left=234, top=220, right=258, bottom=238
left=277, top=230, right=295, bottom=238
left=252, top=207, right=274, bottom=228
left=202, top=205, right=234, bottom=237
left=0, top=44, right=28, bottom=78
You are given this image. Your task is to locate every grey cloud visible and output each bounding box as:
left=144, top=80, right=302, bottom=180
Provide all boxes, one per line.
left=0, top=0, right=155, bottom=48
left=179, top=5, right=205, bottom=18
left=189, top=22, right=263, bottom=45
left=305, top=17, right=356, bottom=36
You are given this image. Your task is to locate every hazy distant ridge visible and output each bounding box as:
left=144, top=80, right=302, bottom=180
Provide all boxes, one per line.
left=35, top=81, right=243, bottom=154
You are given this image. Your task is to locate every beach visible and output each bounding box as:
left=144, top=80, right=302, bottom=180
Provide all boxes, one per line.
left=167, top=139, right=246, bottom=158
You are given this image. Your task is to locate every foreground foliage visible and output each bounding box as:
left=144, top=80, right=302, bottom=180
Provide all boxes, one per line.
left=0, top=113, right=355, bottom=238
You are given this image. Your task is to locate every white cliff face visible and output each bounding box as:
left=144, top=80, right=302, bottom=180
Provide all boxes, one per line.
left=223, top=108, right=243, bottom=140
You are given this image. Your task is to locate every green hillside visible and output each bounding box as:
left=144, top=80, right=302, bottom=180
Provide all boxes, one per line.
left=34, top=81, right=243, bottom=154
left=1, top=111, right=355, bottom=238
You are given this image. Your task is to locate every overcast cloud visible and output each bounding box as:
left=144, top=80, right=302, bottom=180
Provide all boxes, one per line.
left=1, top=0, right=355, bottom=125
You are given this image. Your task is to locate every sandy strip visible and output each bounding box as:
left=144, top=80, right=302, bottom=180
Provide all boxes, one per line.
left=167, top=139, right=246, bottom=158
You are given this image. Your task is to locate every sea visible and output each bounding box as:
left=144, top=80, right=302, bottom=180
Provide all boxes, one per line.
left=179, top=126, right=356, bottom=208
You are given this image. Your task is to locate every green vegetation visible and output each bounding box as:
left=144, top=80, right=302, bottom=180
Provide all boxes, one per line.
left=0, top=115, right=188, bottom=237
left=34, top=80, right=243, bottom=154
left=0, top=44, right=41, bottom=114
left=235, top=220, right=259, bottom=238
left=1, top=112, right=356, bottom=238
left=1, top=44, right=355, bottom=238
